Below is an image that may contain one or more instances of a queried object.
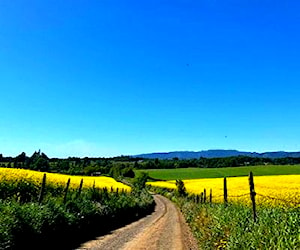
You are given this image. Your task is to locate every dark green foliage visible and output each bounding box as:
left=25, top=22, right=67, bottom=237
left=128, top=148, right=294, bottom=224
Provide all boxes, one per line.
left=178, top=200, right=300, bottom=250
left=150, top=185, right=300, bottom=250
left=0, top=177, right=65, bottom=204
left=2, top=150, right=300, bottom=177
left=122, top=167, right=135, bottom=178
left=0, top=162, right=153, bottom=249
left=0, top=189, right=155, bottom=249
left=57, top=160, right=70, bottom=172
left=27, top=151, right=50, bottom=171
left=132, top=172, right=149, bottom=190
left=175, top=179, right=187, bottom=197
left=109, top=164, right=135, bottom=179
left=0, top=178, right=39, bottom=203
left=15, top=152, right=27, bottom=163
left=109, top=165, right=122, bottom=179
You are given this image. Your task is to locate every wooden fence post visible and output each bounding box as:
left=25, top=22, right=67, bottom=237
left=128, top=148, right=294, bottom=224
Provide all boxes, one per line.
left=200, top=192, right=203, bottom=203
left=209, top=188, right=212, bottom=203
left=63, top=178, right=71, bottom=204
left=77, top=178, right=83, bottom=197
left=38, top=173, right=47, bottom=204
left=224, top=177, right=228, bottom=206
left=249, top=171, right=257, bottom=222
left=203, top=189, right=206, bottom=203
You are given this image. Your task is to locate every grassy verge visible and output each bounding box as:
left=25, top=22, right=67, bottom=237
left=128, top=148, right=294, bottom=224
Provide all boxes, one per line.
left=138, top=165, right=300, bottom=180
left=0, top=188, right=154, bottom=250
left=178, top=199, right=299, bottom=249
left=151, top=186, right=300, bottom=249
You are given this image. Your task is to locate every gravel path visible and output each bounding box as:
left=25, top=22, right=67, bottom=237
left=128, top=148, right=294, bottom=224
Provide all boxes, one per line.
left=77, top=195, right=198, bottom=250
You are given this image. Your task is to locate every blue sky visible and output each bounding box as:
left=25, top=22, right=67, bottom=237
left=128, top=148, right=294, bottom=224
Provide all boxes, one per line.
left=0, top=0, right=299, bottom=157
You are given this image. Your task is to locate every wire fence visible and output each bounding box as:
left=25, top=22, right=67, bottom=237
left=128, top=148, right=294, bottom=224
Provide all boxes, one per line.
left=227, top=193, right=250, bottom=198
left=149, top=172, right=300, bottom=212
left=256, top=193, right=300, bottom=206
left=186, top=173, right=300, bottom=218
left=194, top=191, right=299, bottom=206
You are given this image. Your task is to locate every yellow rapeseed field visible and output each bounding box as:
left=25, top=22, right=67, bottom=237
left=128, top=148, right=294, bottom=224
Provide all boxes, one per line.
left=147, top=175, right=300, bottom=207
left=0, top=167, right=131, bottom=191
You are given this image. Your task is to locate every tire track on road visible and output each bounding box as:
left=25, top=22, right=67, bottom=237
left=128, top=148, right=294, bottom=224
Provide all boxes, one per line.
left=77, top=195, right=198, bottom=250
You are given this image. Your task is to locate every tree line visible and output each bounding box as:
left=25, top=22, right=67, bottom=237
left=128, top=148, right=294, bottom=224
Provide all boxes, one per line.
left=1, top=151, right=300, bottom=177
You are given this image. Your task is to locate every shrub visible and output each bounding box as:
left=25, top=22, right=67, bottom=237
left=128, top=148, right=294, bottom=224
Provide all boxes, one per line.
left=175, top=179, right=187, bottom=197
left=0, top=189, right=154, bottom=249
left=133, top=172, right=149, bottom=190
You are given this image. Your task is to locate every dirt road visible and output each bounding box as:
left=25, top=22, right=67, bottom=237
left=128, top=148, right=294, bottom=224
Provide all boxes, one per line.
left=77, top=195, right=198, bottom=250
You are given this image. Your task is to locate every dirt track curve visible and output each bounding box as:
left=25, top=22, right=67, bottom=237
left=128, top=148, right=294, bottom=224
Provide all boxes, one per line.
left=77, top=195, right=198, bottom=250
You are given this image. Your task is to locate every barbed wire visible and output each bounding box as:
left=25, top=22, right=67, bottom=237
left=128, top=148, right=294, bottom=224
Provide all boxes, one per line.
left=213, top=194, right=224, bottom=198
left=256, top=193, right=300, bottom=206
left=196, top=193, right=250, bottom=198
left=150, top=186, right=300, bottom=206
left=191, top=192, right=300, bottom=206
left=228, top=193, right=250, bottom=198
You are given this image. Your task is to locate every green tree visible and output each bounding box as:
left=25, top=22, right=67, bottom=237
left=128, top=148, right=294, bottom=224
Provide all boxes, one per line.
left=16, top=152, right=27, bottom=162
left=122, top=167, right=135, bottom=178
left=133, top=172, right=149, bottom=190
left=109, top=165, right=121, bottom=179
left=33, top=157, right=49, bottom=171
left=29, top=151, right=50, bottom=171
left=175, top=179, right=187, bottom=197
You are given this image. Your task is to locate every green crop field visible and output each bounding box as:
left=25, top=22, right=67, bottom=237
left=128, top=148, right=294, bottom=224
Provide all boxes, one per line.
left=137, top=165, right=300, bottom=180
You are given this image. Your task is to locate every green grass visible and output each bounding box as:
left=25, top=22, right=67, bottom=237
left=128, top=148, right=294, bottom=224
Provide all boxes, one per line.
left=177, top=198, right=300, bottom=250
left=137, top=165, right=300, bottom=180
left=0, top=189, right=154, bottom=249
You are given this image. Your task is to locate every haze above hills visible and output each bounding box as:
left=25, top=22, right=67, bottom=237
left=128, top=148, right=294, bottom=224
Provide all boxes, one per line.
left=136, top=150, right=300, bottom=159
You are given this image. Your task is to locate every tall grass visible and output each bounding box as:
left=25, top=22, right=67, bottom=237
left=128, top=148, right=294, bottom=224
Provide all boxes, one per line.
left=0, top=188, right=154, bottom=250
left=0, top=169, right=154, bottom=249
left=178, top=199, right=299, bottom=249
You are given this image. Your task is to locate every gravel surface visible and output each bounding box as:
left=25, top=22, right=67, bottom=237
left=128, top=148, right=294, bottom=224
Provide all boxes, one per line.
left=77, top=195, right=198, bottom=250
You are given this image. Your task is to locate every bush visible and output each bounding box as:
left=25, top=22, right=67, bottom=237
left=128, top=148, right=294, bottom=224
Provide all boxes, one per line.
left=122, top=167, right=135, bottom=178
left=175, top=179, right=187, bottom=197
left=0, top=189, right=155, bottom=249
left=132, top=172, right=149, bottom=190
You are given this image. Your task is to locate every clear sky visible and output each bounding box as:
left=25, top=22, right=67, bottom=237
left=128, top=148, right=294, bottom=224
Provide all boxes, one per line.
left=0, top=0, right=299, bottom=158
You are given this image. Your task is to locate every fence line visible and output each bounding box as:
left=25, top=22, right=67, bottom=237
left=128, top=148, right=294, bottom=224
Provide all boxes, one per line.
left=256, top=193, right=300, bottom=206
left=249, top=171, right=257, bottom=222
left=228, top=193, right=250, bottom=198
left=203, top=193, right=250, bottom=199
left=195, top=193, right=299, bottom=206
left=188, top=172, right=300, bottom=222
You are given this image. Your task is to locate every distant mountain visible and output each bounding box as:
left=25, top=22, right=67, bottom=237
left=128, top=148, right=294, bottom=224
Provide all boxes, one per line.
left=135, top=150, right=300, bottom=159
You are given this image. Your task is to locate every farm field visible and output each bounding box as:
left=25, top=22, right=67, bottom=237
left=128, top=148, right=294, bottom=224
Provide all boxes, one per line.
left=0, top=167, right=154, bottom=249
left=146, top=166, right=300, bottom=249
left=148, top=175, right=300, bottom=207
left=148, top=170, right=300, bottom=248
left=138, top=164, right=300, bottom=180
left=0, top=167, right=131, bottom=191
left=177, top=195, right=300, bottom=249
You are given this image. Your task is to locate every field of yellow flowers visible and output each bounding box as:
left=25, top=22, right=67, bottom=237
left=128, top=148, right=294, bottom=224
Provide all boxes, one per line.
left=0, top=167, right=155, bottom=250
left=0, top=167, right=131, bottom=191
left=147, top=175, right=300, bottom=207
